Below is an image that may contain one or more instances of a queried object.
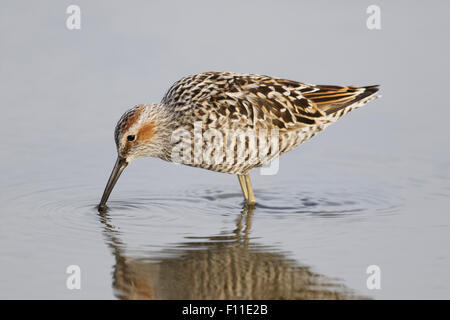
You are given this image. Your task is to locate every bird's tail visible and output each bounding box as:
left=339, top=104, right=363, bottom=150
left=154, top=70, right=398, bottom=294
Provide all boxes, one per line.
left=354, top=85, right=381, bottom=106
left=303, top=84, right=380, bottom=117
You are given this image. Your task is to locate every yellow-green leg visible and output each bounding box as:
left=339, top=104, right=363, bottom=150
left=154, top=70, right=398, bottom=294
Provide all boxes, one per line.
left=237, top=175, right=248, bottom=201
left=244, top=173, right=256, bottom=206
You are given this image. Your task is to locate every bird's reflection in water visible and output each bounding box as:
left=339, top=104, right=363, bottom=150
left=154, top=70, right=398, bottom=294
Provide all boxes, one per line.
left=98, top=205, right=360, bottom=300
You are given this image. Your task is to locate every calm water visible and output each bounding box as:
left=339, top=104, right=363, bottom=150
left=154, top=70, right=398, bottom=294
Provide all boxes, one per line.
left=1, top=1, right=450, bottom=299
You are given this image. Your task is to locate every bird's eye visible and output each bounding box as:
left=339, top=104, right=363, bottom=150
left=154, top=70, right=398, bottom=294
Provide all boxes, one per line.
left=127, top=135, right=136, bottom=142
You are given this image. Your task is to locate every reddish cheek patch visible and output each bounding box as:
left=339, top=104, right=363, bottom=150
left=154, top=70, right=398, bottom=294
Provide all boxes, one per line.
left=137, top=122, right=155, bottom=142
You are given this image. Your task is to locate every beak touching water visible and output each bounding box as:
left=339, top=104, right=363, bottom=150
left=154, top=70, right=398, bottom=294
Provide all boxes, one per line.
left=98, top=156, right=128, bottom=211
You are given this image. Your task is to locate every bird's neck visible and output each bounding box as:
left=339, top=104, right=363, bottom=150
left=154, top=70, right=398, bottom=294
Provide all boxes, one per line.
left=144, top=103, right=176, bottom=161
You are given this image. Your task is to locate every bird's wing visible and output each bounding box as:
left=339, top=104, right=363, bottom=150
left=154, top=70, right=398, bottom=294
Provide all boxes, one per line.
left=162, top=72, right=379, bottom=130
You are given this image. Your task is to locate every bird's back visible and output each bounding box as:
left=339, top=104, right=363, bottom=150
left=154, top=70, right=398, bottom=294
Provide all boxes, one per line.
left=162, top=72, right=379, bottom=174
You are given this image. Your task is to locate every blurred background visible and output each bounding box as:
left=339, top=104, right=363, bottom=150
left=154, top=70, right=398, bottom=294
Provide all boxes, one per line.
left=0, top=0, right=449, bottom=299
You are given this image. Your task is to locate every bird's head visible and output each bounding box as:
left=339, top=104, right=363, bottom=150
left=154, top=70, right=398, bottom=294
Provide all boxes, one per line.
left=115, top=104, right=166, bottom=162
left=98, top=103, right=172, bottom=210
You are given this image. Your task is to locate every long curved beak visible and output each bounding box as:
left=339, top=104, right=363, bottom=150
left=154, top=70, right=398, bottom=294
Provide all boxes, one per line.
left=98, top=156, right=128, bottom=211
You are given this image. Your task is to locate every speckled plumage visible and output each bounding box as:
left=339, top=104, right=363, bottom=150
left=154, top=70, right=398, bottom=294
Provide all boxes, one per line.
left=100, top=71, right=379, bottom=208
left=157, top=71, right=379, bottom=174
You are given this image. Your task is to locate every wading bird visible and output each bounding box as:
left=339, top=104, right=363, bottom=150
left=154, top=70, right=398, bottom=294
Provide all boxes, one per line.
left=98, top=72, right=379, bottom=210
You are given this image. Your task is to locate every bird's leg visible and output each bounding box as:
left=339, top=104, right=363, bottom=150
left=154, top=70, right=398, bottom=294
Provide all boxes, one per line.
left=237, top=174, right=248, bottom=201
left=244, top=173, right=256, bottom=206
